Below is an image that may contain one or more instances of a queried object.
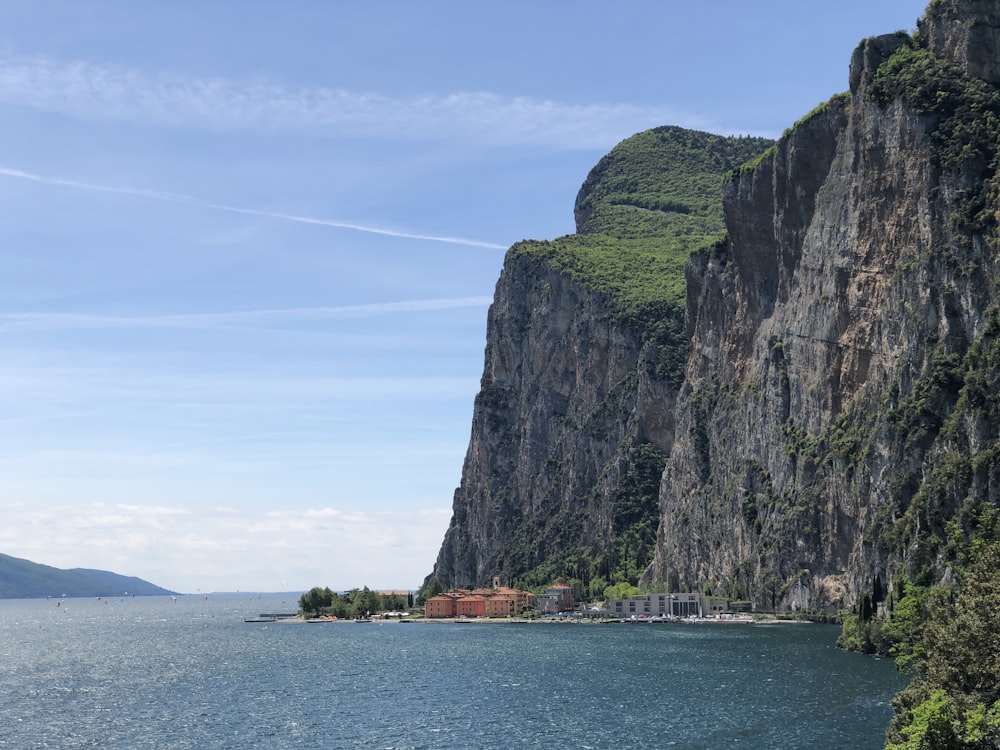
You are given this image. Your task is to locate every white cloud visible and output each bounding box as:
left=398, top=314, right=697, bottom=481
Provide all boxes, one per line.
left=0, top=501, right=452, bottom=593
left=0, top=54, right=691, bottom=149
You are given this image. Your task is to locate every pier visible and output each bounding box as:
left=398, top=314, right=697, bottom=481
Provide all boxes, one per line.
left=244, top=612, right=298, bottom=623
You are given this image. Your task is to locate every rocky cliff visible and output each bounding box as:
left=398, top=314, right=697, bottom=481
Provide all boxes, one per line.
left=429, top=0, right=1000, bottom=613
left=652, top=0, right=1000, bottom=612
left=427, top=129, right=770, bottom=592
left=427, top=249, right=673, bottom=590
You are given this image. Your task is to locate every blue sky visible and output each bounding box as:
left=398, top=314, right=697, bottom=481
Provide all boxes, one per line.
left=0, top=1, right=929, bottom=594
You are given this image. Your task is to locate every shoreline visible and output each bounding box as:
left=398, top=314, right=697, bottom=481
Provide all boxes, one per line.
left=283, top=614, right=819, bottom=626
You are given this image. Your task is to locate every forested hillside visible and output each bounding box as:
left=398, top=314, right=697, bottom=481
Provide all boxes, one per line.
left=0, top=552, right=175, bottom=598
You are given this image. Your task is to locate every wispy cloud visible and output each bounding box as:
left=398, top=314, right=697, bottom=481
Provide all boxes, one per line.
left=0, top=297, right=493, bottom=332
left=0, top=165, right=507, bottom=250
left=0, top=54, right=693, bottom=149
left=0, top=366, right=480, bottom=406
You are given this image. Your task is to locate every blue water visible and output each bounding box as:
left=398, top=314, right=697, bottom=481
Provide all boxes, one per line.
left=0, top=595, right=906, bottom=749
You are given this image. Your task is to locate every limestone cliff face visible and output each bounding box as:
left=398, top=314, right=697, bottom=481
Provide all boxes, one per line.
left=922, top=0, right=1000, bottom=85
left=652, top=1, right=1000, bottom=611
left=428, top=251, right=675, bottom=588
left=430, top=1, right=1000, bottom=609
left=426, top=127, right=769, bottom=591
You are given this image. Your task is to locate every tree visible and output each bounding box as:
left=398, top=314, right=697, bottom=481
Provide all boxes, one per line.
left=348, top=587, right=380, bottom=619
left=416, top=578, right=443, bottom=605
left=887, top=688, right=963, bottom=750
left=883, top=583, right=931, bottom=673
left=299, top=586, right=333, bottom=617
left=603, top=581, right=640, bottom=601
left=887, top=540, right=1000, bottom=747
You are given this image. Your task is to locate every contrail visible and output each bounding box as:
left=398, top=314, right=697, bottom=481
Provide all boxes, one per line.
left=0, top=297, right=494, bottom=331
left=0, top=165, right=508, bottom=250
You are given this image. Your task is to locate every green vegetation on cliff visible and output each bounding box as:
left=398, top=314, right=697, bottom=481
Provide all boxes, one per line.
left=505, top=440, right=668, bottom=601
left=512, top=127, right=771, bottom=388
left=574, top=126, right=771, bottom=238
left=842, top=24, right=1000, bottom=599
left=868, top=34, right=1000, bottom=235
left=818, top=23, right=1000, bottom=748
left=492, top=128, right=772, bottom=596
left=509, top=235, right=697, bottom=386
left=869, top=42, right=1000, bottom=166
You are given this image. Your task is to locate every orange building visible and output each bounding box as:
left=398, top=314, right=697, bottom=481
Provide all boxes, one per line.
left=485, top=595, right=515, bottom=617
left=424, top=593, right=460, bottom=618
left=456, top=595, right=487, bottom=618
left=424, top=583, right=536, bottom=619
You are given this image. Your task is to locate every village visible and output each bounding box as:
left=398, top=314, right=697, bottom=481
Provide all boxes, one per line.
left=421, top=577, right=750, bottom=622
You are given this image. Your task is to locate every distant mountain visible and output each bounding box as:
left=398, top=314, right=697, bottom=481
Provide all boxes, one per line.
left=0, top=552, right=175, bottom=598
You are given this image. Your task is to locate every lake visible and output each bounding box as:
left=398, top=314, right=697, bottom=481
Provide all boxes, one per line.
left=0, top=594, right=906, bottom=748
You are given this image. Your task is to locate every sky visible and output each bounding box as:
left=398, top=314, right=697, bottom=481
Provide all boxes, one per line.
left=0, top=1, right=931, bottom=594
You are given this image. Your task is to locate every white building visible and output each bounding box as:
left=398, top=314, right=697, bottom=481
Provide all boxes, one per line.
left=606, top=593, right=729, bottom=618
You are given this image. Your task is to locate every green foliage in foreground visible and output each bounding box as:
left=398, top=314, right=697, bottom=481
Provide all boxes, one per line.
left=837, top=583, right=944, bottom=671
left=298, top=586, right=409, bottom=619
left=884, top=539, right=1000, bottom=748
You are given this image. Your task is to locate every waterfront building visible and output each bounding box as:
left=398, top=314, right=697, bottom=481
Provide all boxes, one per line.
left=456, top=595, right=487, bottom=618
left=537, top=583, right=575, bottom=614
left=424, top=584, right=536, bottom=619
left=495, top=586, right=536, bottom=613
left=605, top=593, right=730, bottom=618
left=485, top=594, right=516, bottom=617
left=424, top=592, right=463, bottom=618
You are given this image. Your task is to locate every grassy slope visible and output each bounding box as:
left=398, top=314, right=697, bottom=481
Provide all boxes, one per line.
left=511, top=126, right=772, bottom=388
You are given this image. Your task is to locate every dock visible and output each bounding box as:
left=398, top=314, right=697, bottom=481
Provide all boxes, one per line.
left=244, top=612, right=298, bottom=623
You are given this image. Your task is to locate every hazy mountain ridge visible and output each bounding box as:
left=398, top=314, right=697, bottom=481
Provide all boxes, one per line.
left=0, top=552, right=175, bottom=598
